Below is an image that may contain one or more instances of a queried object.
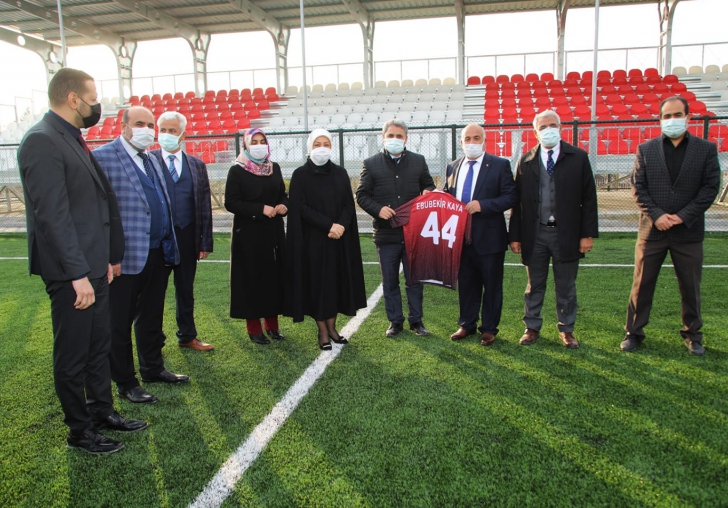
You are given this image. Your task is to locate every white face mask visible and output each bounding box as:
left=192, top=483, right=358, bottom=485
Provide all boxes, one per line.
left=129, top=127, right=155, bottom=150
left=158, top=132, right=181, bottom=152
left=248, top=144, right=269, bottom=160
left=538, top=127, right=561, bottom=148
left=463, top=143, right=484, bottom=159
left=384, top=138, right=405, bottom=155
left=310, top=147, right=332, bottom=166
left=661, top=117, right=687, bottom=139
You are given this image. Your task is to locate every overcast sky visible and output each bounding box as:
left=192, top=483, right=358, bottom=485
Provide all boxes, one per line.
left=1, top=0, right=726, bottom=127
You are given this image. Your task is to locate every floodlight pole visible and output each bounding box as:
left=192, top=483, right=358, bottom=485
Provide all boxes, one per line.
left=589, top=0, right=600, bottom=167
left=300, top=0, right=309, bottom=131
left=56, top=0, right=67, bottom=66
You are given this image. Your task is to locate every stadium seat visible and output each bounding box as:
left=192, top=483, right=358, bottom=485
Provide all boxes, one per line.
left=535, top=97, right=551, bottom=109
left=613, top=69, right=627, bottom=79
left=690, top=101, right=707, bottom=115
left=566, top=71, right=581, bottom=80
left=688, top=65, right=703, bottom=74
left=611, top=104, right=630, bottom=117
left=501, top=107, right=518, bottom=122
left=525, top=73, right=539, bottom=83
left=570, top=95, right=588, bottom=107
left=511, top=74, right=525, bottom=83
left=429, top=78, right=442, bottom=86
left=652, top=83, right=669, bottom=94
left=540, top=72, right=554, bottom=82
left=669, top=83, right=687, bottom=93
left=481, top=76, right=495, bottom=84
left=645, top=75, right=661, bottom=85
left=628, top=75, right=645, bottom=85
left=467, top=76, right=481, bottom=85
left=501, top=97, right=517, bottom=109
left=630, top=103, right=649, bottom=116
left=496, top=75, right=509, bottom=83
left=663, top=74, right=679, bottom=84
left=484, top=108, right=500, bottom=123
left=597, top=70, right=611, bottom=79
left=519, top=107, right=536, bottom=123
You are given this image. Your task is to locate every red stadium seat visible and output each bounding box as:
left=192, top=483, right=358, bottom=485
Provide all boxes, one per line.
left=516, top=89, right=533, bottom=101
left=467, top=76, right=481, bottom=85
left=552, top=96, right=569, bottom=107
left=563, top=78, right=579, bottom=88
left=628, top=69, right=643, bottom=77
left=257, top=100, right=270, bottom=111
left=613, top=69, right=627, bottom=79
left=663, top=74, right=679, bottom=84
left=605, top=95, right=623, bottom=106
left=204, top=90, right=215, bottom=98
left=653, top=83, right=669, bottom=94
left=628, top=75, right=645, bottom=85
left=485, top=89, right=500, bottom=100
left=597, top=70, right=611, bottom=79
left=596, top=104, right=611, bottom=116
left=669, top=83, right=687, bottom=93
left=648, top=103, right=661, bottom=115
left=502, top=107, right=518, bottom=122
left=690, top=101, right=707, bottom=115
left=611, top=104, right=630, bottom=117
left=634, top=84, right=651, bottom=95
left=677, top=91, right=696, bottom=102
left=185, top=91, right=196, bottom=99
left=236, top=118, right=251, bottom=129
left=547, top=79, right=563, bottom=88
left=519, top=106, right=536, bottom=122
left=629, top=103, right=648, bottom=116
left=484, top=99, right=500, bottom=111
left=501, top=82, right=515, bottom=91
left=555, top=106, right=573, bottom=120
left=612, top=76, right=628, bottom=86
left=501, top=98, right=517, bottom=109
left=252, top=87, right=264, bottom=96
left=484, top=108, right=500, bottom=122
left=616, top=84, right=633, bottom=95
left=525, top=73, right=539, bottom=83
left=623, top=93, right=641, bottom=105
left=481, top=75, right=495, bottom=84
left=501, top=89, right=516, bottom=99
left=644, top=68, right=659, bottom=77
left=535, top=97, right=551, bottom=109
left=151, top=94, right=161, bottom=101
left=573, top=105, right=592, bottom=119
left=511, top=74, right=525, bottom=83
left=565, top=86, right=582, bottom=97
left=247, top=109, right=261, bottom=120
left=566, top=71, right=581, bottom=80
left=570, top=95, right=588, bottom=107
left=601, top=84, right=617, bottom=95
left=540, top=72, right=554, bottom=82
left=496, top=74, right=510, bottom=83
left=550, top=87, right=566, bottom=97
left=646, top=75, right=661, bottom=85
left=533, top=88, right=549, bottom=98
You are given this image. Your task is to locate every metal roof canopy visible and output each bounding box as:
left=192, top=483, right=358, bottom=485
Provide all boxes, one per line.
left=0, top=0, right=689, bottom=99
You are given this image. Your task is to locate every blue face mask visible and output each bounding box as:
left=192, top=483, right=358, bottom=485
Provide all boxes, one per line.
left=384, top=138, right=405, bottom=155
left=661, top=118, right=687, bottom=139
left=158, top=132, right=181, bottom=152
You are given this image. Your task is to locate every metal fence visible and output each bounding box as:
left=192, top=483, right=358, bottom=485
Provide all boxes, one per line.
left=1, top=119, right=726, bottom=234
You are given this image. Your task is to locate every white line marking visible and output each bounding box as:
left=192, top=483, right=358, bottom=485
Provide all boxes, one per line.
left=188, top=283, right=384, bottom=508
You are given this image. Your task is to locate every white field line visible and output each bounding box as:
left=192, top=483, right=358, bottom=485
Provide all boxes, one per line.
left=187, top=283, right=384, bottom=508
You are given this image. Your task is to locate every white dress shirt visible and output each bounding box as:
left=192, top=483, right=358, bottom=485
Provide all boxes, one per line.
left=539, top=141, right=561, bottom=169
left=119, top=135, right=148, bottom=174
left=456, top=152, right=484, bottom=202
left=161, top=148, right=185, bottom=179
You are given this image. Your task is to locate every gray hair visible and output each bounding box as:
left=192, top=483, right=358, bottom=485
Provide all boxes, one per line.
left=157, top=110, right=188, bottom=132
left=460, top=122, right=485, bottom=141
left=532, top=109, right=561, bottom=130
left=382, top=118, right=408, bottom=136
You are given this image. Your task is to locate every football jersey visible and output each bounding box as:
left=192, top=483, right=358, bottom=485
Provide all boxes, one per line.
left=390, top=191, right=470, bottom=289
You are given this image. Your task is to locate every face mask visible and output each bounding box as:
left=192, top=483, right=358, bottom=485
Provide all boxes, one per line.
left=310, top=147, right=331, bottom=166
left=248, top=144, right=269, bottom=161
left=538, top=127, right=561, bottom=148
left=129, top=127, right=155, bottom=150
left=463, top=143, right=484, bottom=159
left=77, top=98, right=102, bottom=129
left=158, top=132, right=181, bottom=152
left=384, top=138, right=405, bottom=155
left=661, top=117, right=687, bottom=139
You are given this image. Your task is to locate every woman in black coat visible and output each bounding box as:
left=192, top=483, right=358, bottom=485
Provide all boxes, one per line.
left=225, top=128, right=288, bottom=345
left=286, top=129, right=367, bottom=350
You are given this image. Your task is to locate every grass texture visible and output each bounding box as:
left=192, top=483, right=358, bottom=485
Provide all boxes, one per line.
left=0, top=233, right=726, bottom=507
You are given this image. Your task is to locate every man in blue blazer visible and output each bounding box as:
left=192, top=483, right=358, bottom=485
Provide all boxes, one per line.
left=150, top=111, right=214, bottom=351
left=444, top=123, right=518, bottom=346
left=94, top=106, right=186, bottom=405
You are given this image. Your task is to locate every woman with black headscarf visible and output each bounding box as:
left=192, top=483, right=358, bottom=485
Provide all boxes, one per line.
left=285, top=128, right=367, bottom=350
left=225, top=128, right=288, bottom=345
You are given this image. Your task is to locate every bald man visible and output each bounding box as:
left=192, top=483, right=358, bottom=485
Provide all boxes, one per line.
left=444, top=123, right=518, bottom=346
left=94, top=106, right=187, bottom=405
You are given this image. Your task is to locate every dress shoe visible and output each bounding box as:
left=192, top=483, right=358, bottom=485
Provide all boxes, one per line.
left=118, top=385, right=158, bottom=404
left=409, top=322, right=430, bottom=336
left=179, top=338, right=214, bottom=351
left=318, top=332, right=332, bottom=351
left=330, top=334, right=348, bottom=344
left=560, top=332, right=579, bottom=349
left=250, top=333, right=270, bottom=345
left=266, top=329, right=285, bottom=341
left=684, top=339, right=705, bottom=356
left=480, top=333, right=496, bottom=346
left=386, top=322, right=404, bottom=338
left=620, top=334, right=643, bottom=352
left=143, top=369, right=190, bottom=384
left=519, top=328, right=540, bottom=346
left=67, top=429, right=124, bottom=455
left=450, top=327, right=476, bottom=341
left=94, top=411, right=148, bottom=432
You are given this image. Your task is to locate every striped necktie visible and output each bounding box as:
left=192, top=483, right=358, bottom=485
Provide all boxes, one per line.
left=138, top=152, right=155, bottom=182
left=168, top=155, right=179, bottom=182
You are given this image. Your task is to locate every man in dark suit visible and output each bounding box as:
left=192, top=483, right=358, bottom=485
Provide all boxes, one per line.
left=622, top=96, right=720, bottom=356
left=508, top=110, right=598, bottom=349
left=356, top=119, right=436, bottom=338
left=17, top=68, right=147, bottom=454
left=445, top=123, right=518, bottom=346
left=150, top=112, right=214, bottom=351
left=94, top=106, right=187, bottom=405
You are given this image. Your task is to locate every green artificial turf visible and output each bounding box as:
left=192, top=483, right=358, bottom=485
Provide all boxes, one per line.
left=0, top=233, right=726, bottom=507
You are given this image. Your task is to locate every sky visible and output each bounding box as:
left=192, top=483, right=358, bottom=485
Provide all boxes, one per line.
left=1, top=0, right=727, bottom=129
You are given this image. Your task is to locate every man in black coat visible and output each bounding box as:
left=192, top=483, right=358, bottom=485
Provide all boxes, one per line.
left=445, top=123, right=518, bottom=346
left=509, top=110, right=599, bottom=349
left=356, top=119, right=435, bottom=338
left=17, top=68, right=147, bottom=454
left=622, top=96, right=720, bottom=356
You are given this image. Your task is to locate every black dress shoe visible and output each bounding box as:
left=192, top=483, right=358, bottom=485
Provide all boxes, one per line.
left=684, top=339, right=705, bottom=356
left=409, top=322, right=430, bottom=336
left=330, top=334, right=348, bottom=344
left=386, top=323, right=404, bottom=338
left=266, top=329, right=285, bottom=340
left=67, top=429, right=124, bottom=455
left=118, top=385, right=158, bottom=404
left=143, top=369, right=190, bottom=384
left=94, top=411, right=148, bottom=432
left=250, top=333, right=270, bottom=345
left=620, top=334, right=643, bottom=352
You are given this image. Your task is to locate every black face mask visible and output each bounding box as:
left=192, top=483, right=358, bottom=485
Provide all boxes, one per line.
left=77, top=97, right=102, bottom=128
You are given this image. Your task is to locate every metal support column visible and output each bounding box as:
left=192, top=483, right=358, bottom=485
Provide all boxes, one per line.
left=658, top=0, right=682, bottom=75
left=455, top=0, right=466, bottom=85
left=271, top=27, right=290, bottom=94
left=556, top=0, right=571, bottom=80
left=113, top=41, right=136, bottom=103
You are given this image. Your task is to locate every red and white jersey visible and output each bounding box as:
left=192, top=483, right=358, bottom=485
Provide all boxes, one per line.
left=390, top=191, right=470, bottom=289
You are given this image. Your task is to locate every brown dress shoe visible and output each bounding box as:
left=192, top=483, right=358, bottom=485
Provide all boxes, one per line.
left=480, top=332, right=496, bottom=346
left=450, top=327, right=476, bottom=341
left=519, top=328, right=540, bottom=345
left=179, top=338, right=214, bottom=351
left=559, top=332, right=579, bottom=349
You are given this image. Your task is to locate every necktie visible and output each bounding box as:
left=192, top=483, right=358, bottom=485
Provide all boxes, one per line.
left=138, top=152, right=155, bottom=182
left=168, top=155, right=179, bottom=182
left=461, top=160, right=476, bottom=204
left=546, top=149, right=555, bottom=177
left=76, top=134, right=90, bottom=158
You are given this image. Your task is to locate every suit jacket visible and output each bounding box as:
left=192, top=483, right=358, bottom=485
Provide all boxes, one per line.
left=149, top=149, right=214, bottom=255
left=94, top=137, right=180, bottom=275
left=508, top=141, right=599, bottom=265
left=443, top=153, right=518, bottom=255
left=17, top=112, right=123, bottom=281
left=632, top=133, right=720, bottom=243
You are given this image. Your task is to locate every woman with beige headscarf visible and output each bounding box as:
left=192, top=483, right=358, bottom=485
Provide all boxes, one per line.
left=285, top=128, right=366, bottom=350
left=225, top=128, right=288, bottom=345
